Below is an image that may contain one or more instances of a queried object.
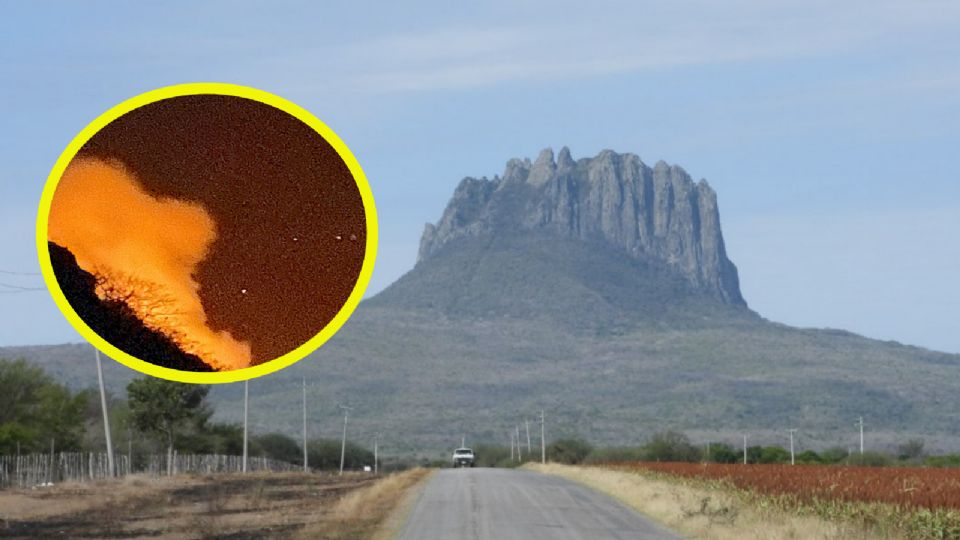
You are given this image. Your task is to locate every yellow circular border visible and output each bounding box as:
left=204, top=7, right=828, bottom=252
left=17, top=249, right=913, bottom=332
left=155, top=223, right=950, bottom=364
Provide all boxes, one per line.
left=36, top=83, right=378, bottom=384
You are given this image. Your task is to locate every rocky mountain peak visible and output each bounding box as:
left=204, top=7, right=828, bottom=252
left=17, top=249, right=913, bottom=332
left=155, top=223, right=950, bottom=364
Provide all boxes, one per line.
left=528, top=148, right=556, bottom=186
left=418, top=148, right=746, bottom=306
left=557, top=146, right=575, bottom=170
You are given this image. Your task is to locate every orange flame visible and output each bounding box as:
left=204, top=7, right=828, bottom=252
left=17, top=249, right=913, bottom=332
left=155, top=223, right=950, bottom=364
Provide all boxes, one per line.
left=48, top=158, right=251, bottom=371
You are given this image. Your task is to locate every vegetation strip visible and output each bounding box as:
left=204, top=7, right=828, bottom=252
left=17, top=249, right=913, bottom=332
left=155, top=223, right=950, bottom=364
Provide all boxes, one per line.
left=0, top=359, right=392, bottom=484
left=533, top=463, right=960, bottom=540
left=296, top=467, right=432, bottom=540
left=0, top=468, right=430, bottom=539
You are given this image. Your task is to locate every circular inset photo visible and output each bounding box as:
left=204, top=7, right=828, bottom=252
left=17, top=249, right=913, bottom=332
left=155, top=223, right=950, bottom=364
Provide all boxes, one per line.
left=36, top=84, right=377, bottom=383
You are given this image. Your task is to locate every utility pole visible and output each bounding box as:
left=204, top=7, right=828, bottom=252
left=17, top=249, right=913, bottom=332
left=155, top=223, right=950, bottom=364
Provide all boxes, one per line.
left=788, top=429, right=797, bottom=465
left=302, top=378, right=308, bottom=473
left=859, top=416, right=866, bottom=455
left=374, top=433, right=381, bottom=475
left=510, top=431, right=515, bottom=461
left=743, top=434, right=748, bottom=465
left=516, top=425, right=522, bottom=461
left=94, top=349, right=115, bottom=477
left=339, top=404, right=352, bottom=476
left=242, top=380, right=249, bottom=474
left=540, top=410, right=546, bottom=464
left=461, top=435, right=465, bottom=448
left=525, top=420, right=531, bottom=454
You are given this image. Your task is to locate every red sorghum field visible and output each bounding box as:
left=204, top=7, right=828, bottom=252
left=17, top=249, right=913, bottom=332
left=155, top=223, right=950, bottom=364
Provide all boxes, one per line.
left=605, top=462, right=960, bottom=510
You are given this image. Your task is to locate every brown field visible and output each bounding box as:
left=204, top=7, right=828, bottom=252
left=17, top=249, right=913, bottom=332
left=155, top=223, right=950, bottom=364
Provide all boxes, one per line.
left=606, top=462, right=960, bottom=509
left=531, top=463, right=855, bottom=540
left=0, top=469, right=429, bottom=540
left=534, top=462, right=960, bottom=540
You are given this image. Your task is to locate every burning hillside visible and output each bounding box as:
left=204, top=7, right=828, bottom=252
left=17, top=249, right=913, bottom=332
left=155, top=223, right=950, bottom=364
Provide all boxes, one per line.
left=47, top=158, right=251, bottom=371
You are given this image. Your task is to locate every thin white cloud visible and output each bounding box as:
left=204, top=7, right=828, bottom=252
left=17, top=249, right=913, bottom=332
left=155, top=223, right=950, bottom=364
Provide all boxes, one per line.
left=316, top=0, right=960, bottom=93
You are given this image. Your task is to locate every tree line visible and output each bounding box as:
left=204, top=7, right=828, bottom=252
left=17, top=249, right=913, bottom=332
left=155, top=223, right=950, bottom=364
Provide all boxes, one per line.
left=453, top=431, right=959, bottom=469
left=528, top=431, right=955, bottom=467
left=0, top=358, right=375, bottom=471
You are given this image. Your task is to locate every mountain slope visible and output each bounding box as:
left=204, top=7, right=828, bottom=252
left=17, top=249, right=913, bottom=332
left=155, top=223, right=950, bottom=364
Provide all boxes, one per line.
left=370, top=231, right=750, bottom=332
left=7, top=148, right=960, bottom=457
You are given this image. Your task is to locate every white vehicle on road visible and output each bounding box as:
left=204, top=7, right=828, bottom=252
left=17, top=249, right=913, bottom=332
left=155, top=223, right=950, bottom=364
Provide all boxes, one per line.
left=452, top=447, right=476, bottom=468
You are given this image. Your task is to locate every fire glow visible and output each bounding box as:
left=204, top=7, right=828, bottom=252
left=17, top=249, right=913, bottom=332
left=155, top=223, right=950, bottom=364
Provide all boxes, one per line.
left=48, top=158, right=252, bottom=371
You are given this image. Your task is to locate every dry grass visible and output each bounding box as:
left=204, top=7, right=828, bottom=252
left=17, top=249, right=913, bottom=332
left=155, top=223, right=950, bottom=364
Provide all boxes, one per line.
left=529, top=463, right=901, bottom=540
left=0, top=471, right=379, bottom=539
left=296, top=467, right=432, bottom=540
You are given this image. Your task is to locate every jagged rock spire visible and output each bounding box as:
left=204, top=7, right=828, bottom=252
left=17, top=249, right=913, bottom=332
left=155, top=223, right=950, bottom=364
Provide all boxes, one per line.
left=418, top=148, right=745, bottom=306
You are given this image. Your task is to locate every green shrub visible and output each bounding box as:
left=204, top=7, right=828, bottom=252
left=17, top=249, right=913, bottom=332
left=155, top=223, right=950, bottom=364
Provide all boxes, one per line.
left=796, top=450, right=822, bottom=464
left=306, top=438, right=373, bottom=471
left=759, top=446, right=791, bottom=464
left=923, top=454, right=960, bottom=468
left=547, top=438, right=593, bottom=464
left=641, top=431, right=701, bottom=462
left=584, top=446, right=645, bottom=464
left=819, top=447, right=850, bottom=464
left=255, top=433, right=303, bottom=464
left=0, top=358, right=88, bottom=454
left=706, top=443, right=740, bottom=464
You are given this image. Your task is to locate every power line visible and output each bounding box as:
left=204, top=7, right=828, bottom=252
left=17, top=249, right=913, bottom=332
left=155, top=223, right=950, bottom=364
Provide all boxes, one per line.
left=0, top=282, right=45, bottom=291
left=0, top=269, right=40, bottom=276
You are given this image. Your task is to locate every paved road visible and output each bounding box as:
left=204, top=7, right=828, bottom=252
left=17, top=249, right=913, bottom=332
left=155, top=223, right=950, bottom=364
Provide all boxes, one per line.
left=396, top=468, right=681, bottom=540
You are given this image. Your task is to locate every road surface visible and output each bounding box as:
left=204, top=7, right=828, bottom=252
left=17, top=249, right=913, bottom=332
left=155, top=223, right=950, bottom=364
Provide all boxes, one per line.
left=396, top=468, right=681, bottom=540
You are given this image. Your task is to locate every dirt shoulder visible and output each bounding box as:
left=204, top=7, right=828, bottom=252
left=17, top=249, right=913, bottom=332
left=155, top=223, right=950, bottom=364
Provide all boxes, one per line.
left=0, top=469, right=430, bottom=540
left=297, top=467, right=432, bottom=540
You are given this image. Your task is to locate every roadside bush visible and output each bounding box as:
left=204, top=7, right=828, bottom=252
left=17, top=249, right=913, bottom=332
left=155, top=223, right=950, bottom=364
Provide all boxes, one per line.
left=255, top=433, right=303, bottom=464
left=584, top=446, right=644, bottom=464
left=759, top=446, right=791, bottom=464
left=179, top=422, right=247, bottom=455
left=898, top=439, right=925, bottom=462
left=473, top=443, right=511, bottom=467
left=641, top=431, right=701, bottom=462
left=796, top=450, right=822, bottom=464
left=706, top=443, right=740, bottom=463
left=307, top=438, right=374, bottom=471
left=745, top=445, right=764, bottom=464
left=819, top=447, right=849, bottom=464
left=924, top=454, right=960, bottom=468
left=547, top=438, right=593, bottom=464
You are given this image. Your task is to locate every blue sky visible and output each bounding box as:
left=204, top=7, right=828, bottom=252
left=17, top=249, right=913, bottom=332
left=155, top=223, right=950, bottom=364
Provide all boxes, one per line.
left=1, top=0, right=958, bottom=352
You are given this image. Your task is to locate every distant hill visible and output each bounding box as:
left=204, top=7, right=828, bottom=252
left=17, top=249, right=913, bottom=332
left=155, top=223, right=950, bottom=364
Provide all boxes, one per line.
left=7, top=148, right=960, bottom=458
